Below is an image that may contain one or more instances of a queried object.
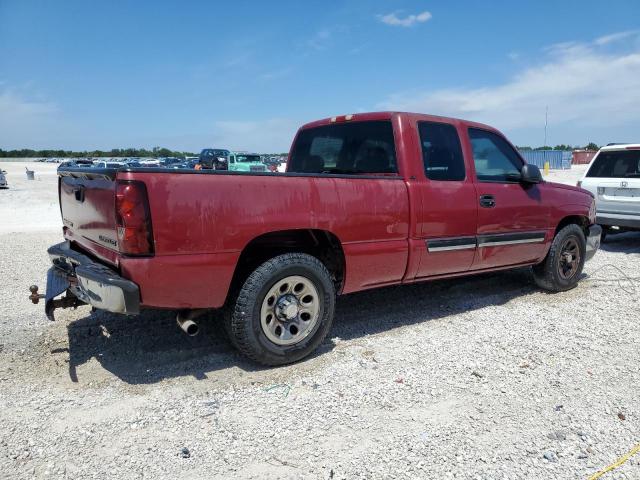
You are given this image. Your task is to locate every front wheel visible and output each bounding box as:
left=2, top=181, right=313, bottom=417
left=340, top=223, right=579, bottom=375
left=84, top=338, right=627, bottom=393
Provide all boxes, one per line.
left=532, top=224, right=586, bottom=292
left=228, top=253, right=336, bottom=366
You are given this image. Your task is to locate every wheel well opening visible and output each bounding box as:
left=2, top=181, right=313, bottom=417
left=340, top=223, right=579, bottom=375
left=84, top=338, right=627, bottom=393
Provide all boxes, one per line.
left=555, top=215, right=589, bottom=237
left=227, top=229, right=345, bottom=303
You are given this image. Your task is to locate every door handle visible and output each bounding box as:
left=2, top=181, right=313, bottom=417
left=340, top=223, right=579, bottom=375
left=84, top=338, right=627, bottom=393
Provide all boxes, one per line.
left=479, top=194, right=495, bottom=208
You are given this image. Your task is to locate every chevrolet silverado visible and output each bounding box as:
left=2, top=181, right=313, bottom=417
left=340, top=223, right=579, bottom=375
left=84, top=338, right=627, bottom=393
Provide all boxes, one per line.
left=32, top=112, right=601, bottom=365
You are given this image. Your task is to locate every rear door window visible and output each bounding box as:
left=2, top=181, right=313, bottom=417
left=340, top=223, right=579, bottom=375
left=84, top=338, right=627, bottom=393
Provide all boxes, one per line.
left=418, top=121, right=465, bottom=181
left=468, top=128, right=523, bottom=182
left=289, top=121, right=397, bottom=174
left=586, top=150, right=640, bottom=178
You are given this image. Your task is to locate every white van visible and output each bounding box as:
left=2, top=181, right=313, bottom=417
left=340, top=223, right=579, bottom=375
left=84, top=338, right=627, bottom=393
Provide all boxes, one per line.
left=578, top=144, right=640, bottom=240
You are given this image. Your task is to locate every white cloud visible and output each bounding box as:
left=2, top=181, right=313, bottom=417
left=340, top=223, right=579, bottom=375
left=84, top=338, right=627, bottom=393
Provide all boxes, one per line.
left=594, top=30, right=638, bottom=46
left=378, top=33, right=640, bottom=144
left=378, top=11, right=432, bottom=27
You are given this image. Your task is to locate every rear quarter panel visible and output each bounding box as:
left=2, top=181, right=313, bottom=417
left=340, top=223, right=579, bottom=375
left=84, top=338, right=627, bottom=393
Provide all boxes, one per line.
left=118, top=171, right=410, bottom=308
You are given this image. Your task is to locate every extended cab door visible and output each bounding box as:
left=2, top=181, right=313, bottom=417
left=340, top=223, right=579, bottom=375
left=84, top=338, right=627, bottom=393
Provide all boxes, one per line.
left=466, top=128, right=549, bottom=270
left=414, top=120, right=478, bottom=278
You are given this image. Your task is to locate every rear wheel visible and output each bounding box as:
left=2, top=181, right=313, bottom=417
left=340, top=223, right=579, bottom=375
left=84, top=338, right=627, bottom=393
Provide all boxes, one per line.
left=532, top=224, right=586, bottom=292
left=227, top=253, right=336, bottom=366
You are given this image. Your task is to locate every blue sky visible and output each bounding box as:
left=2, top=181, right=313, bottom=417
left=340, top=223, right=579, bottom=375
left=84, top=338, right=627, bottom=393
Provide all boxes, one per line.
left=1, top=0, right=639, bottom=152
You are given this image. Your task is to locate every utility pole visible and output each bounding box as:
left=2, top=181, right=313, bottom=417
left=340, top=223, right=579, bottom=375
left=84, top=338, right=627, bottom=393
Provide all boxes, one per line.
left=544, top=106, right=548, bottom=148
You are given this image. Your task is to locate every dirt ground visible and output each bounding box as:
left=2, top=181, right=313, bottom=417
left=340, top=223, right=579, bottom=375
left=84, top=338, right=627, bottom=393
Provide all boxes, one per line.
left=0, top=161, right=638, bottom=479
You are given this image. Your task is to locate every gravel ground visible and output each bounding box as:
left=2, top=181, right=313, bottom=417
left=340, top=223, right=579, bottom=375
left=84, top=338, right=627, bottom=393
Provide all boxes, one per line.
left=1, top=162, right=639, bottom=479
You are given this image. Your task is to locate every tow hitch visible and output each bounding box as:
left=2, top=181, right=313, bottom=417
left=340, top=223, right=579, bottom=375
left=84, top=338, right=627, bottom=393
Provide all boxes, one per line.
left=29, top=285, right=45, bottom=304
left=28, top=284, right=85, bottom=321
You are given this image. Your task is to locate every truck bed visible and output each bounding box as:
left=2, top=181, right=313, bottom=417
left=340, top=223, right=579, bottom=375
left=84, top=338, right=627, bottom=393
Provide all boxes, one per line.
left=58, top=166, right=411, bottom=308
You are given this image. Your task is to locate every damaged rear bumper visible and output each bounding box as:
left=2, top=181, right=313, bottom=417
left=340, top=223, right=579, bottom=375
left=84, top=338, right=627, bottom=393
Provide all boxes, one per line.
left=41, top=241, right=140, bottom=320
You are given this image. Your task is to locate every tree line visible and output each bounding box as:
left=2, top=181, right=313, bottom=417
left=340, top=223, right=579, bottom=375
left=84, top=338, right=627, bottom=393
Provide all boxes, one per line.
left=1, top=143, right=600, bottom=158
left=0, top=147, right=197, bottom=158
left=517, top=142, right=600, bottom=151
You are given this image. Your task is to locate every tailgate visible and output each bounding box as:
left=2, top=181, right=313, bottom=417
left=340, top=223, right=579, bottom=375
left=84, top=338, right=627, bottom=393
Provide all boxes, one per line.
left=59, top=168, right=120, bottom=257
left=594, top=178, right=640, bottom=215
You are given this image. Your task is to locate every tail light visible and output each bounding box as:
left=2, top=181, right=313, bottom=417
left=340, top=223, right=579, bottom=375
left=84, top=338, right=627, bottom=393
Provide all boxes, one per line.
left=115, top=180, right=154, bottom=255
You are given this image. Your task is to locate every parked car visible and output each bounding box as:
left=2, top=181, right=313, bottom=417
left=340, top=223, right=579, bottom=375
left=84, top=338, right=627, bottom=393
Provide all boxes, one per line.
left=184, top=158, right=199, bottom=169
left=0, top=169, right=8, bottom=188
left=263, top=156, right=282, bottom=172
left=138, top=159, right=161, bottom=167
left=577, top=144, right=640, bottom=240
left=61, top=159, right=94, bottom=168
left=199, top=149, right=230, bottom=170
left=94, top=161, right=125, bottom=169
left=228, top=152, right=268, bottom=172
left=35, top=112, right=600, bottom=366
left=158, top=157, right=182, bottom=167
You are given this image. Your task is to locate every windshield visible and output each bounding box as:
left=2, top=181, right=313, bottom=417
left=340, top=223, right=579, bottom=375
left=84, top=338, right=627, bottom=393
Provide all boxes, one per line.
left=587, top=150, right=640, bottom=178
left=235, top=155, right=261, bottom=163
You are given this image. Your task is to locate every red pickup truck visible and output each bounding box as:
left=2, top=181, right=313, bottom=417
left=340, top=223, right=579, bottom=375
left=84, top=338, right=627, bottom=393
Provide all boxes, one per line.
left=35, top=112, right=601, bottom=365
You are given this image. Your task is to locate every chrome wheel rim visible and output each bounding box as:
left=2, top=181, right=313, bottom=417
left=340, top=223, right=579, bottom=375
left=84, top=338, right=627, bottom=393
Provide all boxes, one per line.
left=260, top=275, right=320, bottom=346
left=559, top=237, right=581, bottom=280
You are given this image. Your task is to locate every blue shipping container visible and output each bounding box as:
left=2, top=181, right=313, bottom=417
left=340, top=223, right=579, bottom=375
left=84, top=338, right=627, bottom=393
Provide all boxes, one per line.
left=517, top=150, right=572, bottom=170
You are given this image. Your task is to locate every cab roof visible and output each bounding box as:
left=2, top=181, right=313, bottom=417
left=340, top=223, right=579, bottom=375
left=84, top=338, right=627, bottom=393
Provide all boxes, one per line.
left=600, top=143, right=640, bottom=151
left=299, top=111, right=500, bottom=133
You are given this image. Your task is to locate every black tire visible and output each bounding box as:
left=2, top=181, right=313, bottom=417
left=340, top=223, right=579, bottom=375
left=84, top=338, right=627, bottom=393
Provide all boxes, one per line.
left=532, top=224, right=586, bottom=292
left=228, top=253, right=336, bottom=366
left=222, top=306, right=240, bottom=350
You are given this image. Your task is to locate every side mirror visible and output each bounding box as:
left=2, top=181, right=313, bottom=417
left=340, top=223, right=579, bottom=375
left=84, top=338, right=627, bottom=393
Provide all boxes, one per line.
left=521, top=164, right=543, bottom=184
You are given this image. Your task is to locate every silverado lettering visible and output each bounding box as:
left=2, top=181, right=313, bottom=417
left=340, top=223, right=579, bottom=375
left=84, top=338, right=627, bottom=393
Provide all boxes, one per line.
left=98, top=235, right=117, bottom=247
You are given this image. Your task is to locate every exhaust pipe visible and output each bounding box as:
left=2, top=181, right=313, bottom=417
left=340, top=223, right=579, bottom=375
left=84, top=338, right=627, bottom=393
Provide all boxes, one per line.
left=176, top=310, right=202, bottom=336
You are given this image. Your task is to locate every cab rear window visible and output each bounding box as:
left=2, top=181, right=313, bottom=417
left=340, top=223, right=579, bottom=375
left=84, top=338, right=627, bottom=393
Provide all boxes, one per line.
left=587, top=150, right=640, bottom=178
left=289, top=121, right=397, bottom=175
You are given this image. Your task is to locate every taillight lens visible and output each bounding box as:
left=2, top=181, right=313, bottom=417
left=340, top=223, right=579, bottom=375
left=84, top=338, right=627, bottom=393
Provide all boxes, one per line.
left=115, top=180, right=154, bottom=255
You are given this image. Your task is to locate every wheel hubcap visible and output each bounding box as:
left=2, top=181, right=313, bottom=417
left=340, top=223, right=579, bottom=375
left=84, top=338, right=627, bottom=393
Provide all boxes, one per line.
left=559, top=237, right=581, bottom=280
left=276, top=294, right=299, bottom=320
left=260, top=275, right=320, bottom=346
